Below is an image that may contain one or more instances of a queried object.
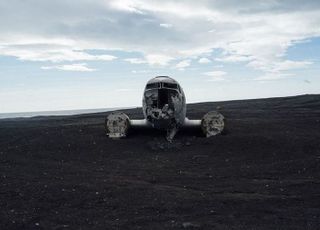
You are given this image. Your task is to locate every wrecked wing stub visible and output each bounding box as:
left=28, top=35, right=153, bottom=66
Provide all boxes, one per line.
left=105, top=112, right=130, bottom=139
left=201, top=111, right=225, bottom=137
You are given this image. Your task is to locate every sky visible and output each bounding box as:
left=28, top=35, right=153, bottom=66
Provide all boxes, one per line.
left=0, top=0, right=320, bottom=113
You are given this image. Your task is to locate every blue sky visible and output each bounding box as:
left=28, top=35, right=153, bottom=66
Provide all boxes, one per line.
left=0, top=0, right=319, bottom=113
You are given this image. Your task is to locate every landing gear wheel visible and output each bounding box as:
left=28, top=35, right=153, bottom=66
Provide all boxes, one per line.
left=166, top=119, right=178, bottom=142
left=105, top=112, right=130, bottom=139
left=201, top=111, right=225, bottom=137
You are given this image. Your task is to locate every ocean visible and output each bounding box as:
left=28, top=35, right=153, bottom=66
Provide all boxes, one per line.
left=0, top=107, right=131, bottom=119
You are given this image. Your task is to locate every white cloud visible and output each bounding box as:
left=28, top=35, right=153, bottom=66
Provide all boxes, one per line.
left=107, top=0, right=213, bottom=18
left=41, top=63, right=96, bottom=72
left=175, top=59, right=191, bottom=70
left=125, top=55, right=173, bottom=66
left=131, top=70, right=150, bottom=73
left=108, top=0, right=144, bottom=14
left=0, top=43, right=117, bottom=62
left=273, top=60, right=313, bottom=71
left=0, top=0, right=319, bottom=72
left=216, top=55, right=254, bottom=63
left=145, top=54, right=173, bottom=66
left=124, top=58, right=147, bottom=64
left=198, top=57, right=211, bottom=63
left=160, top=23, right=173, bottom=28
left=247, top=59, right=313, bottom=73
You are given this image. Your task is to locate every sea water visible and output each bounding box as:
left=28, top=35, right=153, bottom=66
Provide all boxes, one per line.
left=0, top=108, right=131, bottom=119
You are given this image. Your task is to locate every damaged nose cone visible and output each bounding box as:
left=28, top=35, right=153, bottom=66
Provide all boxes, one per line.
left=105, top=112, right=130, bottom=139
left=201, top=111, right=225, bottom=137
left=147, top=104, right=174, bottom=121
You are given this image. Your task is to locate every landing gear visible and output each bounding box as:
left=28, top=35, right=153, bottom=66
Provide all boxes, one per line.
left=201, top=111, right=225, bottom=137
left=166, top=120, right=178, bottom=142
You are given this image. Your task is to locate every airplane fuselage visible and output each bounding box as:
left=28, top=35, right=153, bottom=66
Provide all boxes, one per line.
left=142, top=76, right=186, bottom=130
left=106, top=76, right=225, bottom=141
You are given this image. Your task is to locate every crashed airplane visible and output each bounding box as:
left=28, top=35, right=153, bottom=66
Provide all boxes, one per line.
left=105, top=76, right=225, bottom=141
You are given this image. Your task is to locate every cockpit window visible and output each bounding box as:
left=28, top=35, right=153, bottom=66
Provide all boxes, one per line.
left=146, top=83, right=160, bottom=89
left=162, top=83, right=178, bottom=89
left=146, top=82, right=179, bottom=91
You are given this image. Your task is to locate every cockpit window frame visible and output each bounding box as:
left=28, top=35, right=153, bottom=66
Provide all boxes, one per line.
left=146, top=82, right=180, bottom=93
left=146, top=82, right=161, bottom=90
left=162, top=82, right=178, bottom=90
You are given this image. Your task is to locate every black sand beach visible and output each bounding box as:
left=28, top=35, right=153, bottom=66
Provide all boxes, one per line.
left=1, top=94, right=320, bottom=229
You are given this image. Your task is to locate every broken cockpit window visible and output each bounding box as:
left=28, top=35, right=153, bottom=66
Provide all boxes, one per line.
left=162, top=83, right=178, bottom=90
left=146, top=82, right=160, bottom=90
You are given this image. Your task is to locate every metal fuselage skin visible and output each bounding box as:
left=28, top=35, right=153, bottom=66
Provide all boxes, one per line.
left=142, top=76, right=186, bottom=130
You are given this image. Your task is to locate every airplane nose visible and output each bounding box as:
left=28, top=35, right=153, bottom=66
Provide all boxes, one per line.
left=147, top=104, right=173, bottom=120
left=144, top=88, right=182, bottom=123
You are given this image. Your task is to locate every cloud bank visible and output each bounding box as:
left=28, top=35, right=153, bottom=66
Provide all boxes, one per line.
left=41, top=63, right=96, bottom=72
left=0, top=0, right=319, bottom=75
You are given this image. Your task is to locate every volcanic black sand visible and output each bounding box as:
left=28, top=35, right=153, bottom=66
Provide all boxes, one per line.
left=1, top=95, right=320, bottom=230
